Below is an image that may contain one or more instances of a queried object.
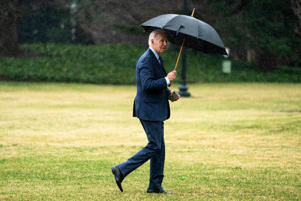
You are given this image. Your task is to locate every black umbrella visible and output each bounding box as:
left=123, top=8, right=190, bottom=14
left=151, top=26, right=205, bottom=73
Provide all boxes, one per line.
left=141, top=9, right=227, bottom=70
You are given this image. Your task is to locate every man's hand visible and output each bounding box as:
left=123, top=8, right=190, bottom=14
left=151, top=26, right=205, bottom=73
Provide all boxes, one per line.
left=169, top=90, right=180, bottom=102
left=167, top=70, right=177, bottom=83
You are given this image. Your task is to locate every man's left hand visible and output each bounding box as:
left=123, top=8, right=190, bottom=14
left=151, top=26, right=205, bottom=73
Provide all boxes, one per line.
left=169, top=90, right=180, bottom=102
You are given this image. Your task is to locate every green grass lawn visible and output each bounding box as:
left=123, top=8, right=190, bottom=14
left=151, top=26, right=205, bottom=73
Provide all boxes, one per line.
left=0, top=82, right=300, bottom=201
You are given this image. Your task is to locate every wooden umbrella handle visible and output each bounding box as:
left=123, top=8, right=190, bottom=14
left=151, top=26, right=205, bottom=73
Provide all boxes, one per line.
left=173, top=8, right=196, bottom=71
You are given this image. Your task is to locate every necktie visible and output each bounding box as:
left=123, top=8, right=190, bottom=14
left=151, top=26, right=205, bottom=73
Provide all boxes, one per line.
left=159, top=57, right=163, bottom=66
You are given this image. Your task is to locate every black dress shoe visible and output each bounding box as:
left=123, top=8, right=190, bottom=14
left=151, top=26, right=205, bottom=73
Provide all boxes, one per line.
left=147, top=188, right=173, bottom=194
left=111, top=165, right=124, bottom=192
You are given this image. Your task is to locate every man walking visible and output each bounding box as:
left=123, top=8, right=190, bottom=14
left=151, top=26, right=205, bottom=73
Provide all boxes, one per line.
left=112, top=29, right=179, bottom=194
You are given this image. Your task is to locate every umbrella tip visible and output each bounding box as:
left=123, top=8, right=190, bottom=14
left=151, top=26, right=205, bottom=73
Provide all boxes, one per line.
left=191, top=8, right=196, bottom=17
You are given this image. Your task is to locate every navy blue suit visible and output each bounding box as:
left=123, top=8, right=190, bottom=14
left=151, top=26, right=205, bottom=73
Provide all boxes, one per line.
left=118, top=48, right=171, bottom=190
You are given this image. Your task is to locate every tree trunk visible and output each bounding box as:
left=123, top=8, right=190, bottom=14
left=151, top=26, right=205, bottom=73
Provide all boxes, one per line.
left=291, top=0, right=301, bottom=36
left=0, top=0, right=20, bottom=57
left=247, top=49, right=256, bottom=63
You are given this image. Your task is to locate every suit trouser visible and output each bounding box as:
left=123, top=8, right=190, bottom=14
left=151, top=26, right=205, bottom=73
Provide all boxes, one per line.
left=118, top=119, right=165, bottom=190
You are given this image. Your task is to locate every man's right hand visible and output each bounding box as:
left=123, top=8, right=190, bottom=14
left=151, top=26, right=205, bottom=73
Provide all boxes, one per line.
left=167, top=70, right=177, bottom=83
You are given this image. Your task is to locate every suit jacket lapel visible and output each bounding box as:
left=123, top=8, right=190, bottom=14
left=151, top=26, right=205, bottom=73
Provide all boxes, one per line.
left=148, top=49, right=167, bottom=76
left=159, top=57, right=167, bottom=75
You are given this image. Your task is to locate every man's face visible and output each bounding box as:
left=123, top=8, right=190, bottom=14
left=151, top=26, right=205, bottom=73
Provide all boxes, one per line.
left=151, top=33, right=168, bottom=55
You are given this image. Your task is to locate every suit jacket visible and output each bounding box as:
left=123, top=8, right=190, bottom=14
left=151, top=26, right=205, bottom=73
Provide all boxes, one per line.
left=133, top=48, right=170, bottom=121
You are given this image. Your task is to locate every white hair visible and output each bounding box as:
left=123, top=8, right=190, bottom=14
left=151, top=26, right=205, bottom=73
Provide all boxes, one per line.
left=148, top=29, right=167, bottom=46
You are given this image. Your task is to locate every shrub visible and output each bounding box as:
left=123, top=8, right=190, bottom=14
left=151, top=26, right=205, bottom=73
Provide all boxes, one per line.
left=0, top=43, right=300, bottom=84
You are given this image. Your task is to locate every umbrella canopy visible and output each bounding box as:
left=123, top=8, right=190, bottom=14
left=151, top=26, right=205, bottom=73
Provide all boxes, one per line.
left=141, top=14, right=227, bottom=56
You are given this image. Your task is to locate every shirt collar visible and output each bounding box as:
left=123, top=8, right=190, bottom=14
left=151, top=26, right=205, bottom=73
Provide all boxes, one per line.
left=149, top=47, right=160, bottom=61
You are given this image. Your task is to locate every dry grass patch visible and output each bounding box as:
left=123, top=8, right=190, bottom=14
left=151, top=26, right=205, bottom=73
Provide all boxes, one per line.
left=0, top=82, right=300, bottom=201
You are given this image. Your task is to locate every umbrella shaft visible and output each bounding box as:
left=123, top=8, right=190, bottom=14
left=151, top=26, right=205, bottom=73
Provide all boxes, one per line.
left=174, top=38, right=186, bottom=71
left=173, top=9, right=195, bottom=71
